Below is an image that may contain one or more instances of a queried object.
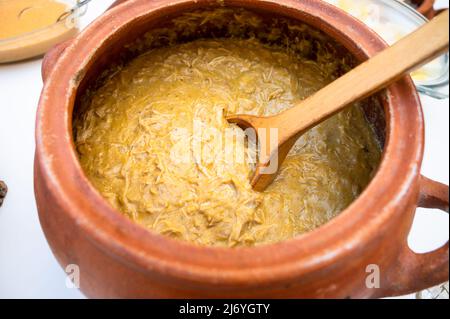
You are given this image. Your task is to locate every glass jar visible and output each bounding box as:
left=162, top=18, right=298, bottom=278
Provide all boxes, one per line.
left=0, top=0, right=90, bottom=63
left=325, top=0, right=449, bottom=99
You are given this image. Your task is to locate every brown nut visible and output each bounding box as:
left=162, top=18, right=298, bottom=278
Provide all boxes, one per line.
left=0, top=181, right=7, bottom=207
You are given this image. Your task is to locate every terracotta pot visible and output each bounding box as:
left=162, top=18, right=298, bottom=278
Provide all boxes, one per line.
left=35, top=0, right=449, bottom=298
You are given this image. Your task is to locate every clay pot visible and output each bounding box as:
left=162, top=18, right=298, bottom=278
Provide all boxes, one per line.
left=35, top=0, right=449, bottom=298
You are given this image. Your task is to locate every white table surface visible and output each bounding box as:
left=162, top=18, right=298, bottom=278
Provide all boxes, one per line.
left=0, top=0, right=448, bottom=299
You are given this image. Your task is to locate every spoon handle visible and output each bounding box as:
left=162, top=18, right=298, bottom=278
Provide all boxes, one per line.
left=276, top=10, right=449, bottom=143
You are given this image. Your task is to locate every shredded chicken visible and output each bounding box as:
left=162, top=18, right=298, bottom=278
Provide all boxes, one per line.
left=73, top=9, right=381, bottom=247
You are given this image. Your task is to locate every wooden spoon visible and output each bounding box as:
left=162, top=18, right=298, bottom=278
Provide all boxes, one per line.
left=227, top=10, right=449, bottom=192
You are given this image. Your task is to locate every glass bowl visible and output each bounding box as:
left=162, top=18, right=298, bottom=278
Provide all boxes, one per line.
left=0, top=0, right=90, bottom=63
left=325, top=0, right=449, bottom=99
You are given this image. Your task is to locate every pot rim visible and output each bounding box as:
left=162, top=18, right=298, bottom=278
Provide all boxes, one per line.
left=36, top=0, right=424, bottom=286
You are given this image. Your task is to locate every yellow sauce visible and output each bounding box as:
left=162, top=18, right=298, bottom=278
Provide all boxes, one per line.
left=74, top=38, right=381, bottom=247
left=0, top=0, right=77, bottom=63
left=0, top=0, right=68, bottom=39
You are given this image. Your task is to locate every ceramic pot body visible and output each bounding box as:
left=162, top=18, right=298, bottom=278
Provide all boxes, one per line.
left=35, top=0, right=449, bottom=298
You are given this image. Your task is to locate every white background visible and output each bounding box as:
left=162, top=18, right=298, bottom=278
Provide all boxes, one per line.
left=0, top=0, right=448, bottom=298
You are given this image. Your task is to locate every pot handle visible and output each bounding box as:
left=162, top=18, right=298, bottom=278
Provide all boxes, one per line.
left=41, top=39, right=73, bottom=82
left=380, top=175, right=449, bottom=297
left=419, top=175, right=450, bottom=211
left=41, top=0, right=128, bottom=82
